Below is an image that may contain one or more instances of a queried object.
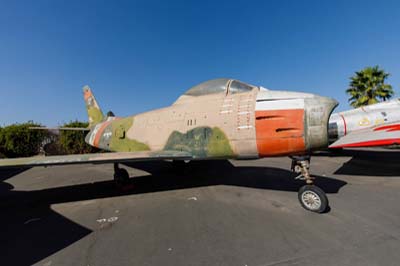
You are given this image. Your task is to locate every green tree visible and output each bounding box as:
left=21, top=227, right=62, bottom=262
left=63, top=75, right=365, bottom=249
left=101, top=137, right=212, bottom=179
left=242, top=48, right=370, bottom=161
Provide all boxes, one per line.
left=59, top=121, right=98, bottom=154
left=0, top=122, right=48, bottom=158
left=0, top=126, right=5, bottom=158
left=346, top=66, right=394, bottom=108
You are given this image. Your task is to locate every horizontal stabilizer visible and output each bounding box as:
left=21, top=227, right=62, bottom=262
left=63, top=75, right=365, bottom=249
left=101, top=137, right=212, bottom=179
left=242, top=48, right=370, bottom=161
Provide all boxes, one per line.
left=29, top=127, right=90, bottom=131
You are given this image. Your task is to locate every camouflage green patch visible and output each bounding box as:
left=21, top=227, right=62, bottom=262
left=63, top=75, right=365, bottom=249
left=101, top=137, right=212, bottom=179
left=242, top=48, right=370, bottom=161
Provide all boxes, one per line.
left=164, top=127, right=234, bottom=158
left=88, top=107, right=104, bottom=126
left=164, top=127, right=212, bottom=157
left=109, top=117, right=150, bottom=152
left=207, top=127, right=234, bottom=157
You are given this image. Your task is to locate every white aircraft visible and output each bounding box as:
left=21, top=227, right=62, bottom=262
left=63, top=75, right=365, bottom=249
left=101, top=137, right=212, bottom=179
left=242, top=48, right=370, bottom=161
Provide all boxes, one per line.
left=329, top=98, right=400, bottom=148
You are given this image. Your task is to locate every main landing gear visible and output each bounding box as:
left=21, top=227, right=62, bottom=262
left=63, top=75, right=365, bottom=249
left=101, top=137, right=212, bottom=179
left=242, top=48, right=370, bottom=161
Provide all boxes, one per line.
left=113, top=163, right=130, bottom=188
left=291, top=156, right=329, bottom=213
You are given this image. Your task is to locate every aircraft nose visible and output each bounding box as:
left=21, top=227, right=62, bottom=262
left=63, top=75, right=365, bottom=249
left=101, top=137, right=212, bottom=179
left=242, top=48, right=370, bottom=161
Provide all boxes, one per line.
left=254, top=90, right=338, bottom=156
left=304, top=95, right=338, bottom=150
left=310, top=95, right=338, bottom=113
left=317, top=95, right=338, bottom=106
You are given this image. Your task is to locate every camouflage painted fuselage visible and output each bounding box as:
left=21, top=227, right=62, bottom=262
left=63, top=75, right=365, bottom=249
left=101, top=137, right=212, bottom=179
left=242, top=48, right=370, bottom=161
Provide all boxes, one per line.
left=85, top=79, right=337, bottom=159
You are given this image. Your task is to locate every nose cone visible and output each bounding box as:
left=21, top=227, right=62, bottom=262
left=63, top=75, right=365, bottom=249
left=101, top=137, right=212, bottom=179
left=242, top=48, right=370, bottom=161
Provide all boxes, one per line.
left=304, top=95, right=338, bottom=150
left=307, top=95, right=338, bottom=120
left=315, top=95, right=338, bottom=109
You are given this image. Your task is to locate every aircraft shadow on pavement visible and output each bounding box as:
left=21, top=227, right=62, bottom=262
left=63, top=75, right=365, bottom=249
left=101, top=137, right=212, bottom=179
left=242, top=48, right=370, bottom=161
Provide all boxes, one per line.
left=0, top=160, right=346, bottom=266
left=123, top=160, right=347, bottom=194
left=315, top=149, right=400, bottom=176
left=0, top=167, right=92, bottom=266
left=0, top=167, right=30, bottom=194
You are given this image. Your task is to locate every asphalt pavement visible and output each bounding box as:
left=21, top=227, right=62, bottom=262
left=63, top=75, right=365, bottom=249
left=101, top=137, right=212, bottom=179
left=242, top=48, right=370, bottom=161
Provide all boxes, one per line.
left=1, top=149, right=399, bottom=266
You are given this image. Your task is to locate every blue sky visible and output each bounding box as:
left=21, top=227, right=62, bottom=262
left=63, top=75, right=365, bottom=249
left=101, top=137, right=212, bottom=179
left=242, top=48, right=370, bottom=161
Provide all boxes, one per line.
left=0, top=0, right=399, bottom=126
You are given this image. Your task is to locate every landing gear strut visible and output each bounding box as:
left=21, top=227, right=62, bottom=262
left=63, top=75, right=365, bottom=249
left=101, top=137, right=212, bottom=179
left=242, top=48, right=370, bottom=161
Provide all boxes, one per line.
left=291, top=156, right=329, bottom=213
left=113, top=163, right=130, bottom=187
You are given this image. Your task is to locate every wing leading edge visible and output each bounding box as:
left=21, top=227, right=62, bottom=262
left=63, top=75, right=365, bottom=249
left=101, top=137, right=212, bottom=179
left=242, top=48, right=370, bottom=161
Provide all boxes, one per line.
left=329, top=122, right=400, bottom=148
left=0, top=151, right=193, bottom=168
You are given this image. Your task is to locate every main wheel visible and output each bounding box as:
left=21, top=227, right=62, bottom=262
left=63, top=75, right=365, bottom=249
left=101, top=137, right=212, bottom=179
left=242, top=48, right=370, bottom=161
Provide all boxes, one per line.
left=114, top=168, right=129, bottom=187
left=172, top=160, right=186, bottom=168
left=298, top=185, right=329, bottom=213
left=172, top=160, right=191, bottom=174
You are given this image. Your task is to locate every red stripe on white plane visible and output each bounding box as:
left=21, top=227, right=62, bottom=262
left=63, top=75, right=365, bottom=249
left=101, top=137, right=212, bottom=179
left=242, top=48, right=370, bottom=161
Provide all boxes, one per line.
left=374, top=124, right=400, bottom=132
left=330, top=138, right=400, bottom=148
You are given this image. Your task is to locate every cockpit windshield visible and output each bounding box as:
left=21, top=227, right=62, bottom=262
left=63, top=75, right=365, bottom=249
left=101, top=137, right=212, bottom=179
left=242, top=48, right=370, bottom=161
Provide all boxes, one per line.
left=184, top=78, right=230, bottom=96
left=229, top=80, right=254, bottom=94
left=184, top=79, right=255, bottom=97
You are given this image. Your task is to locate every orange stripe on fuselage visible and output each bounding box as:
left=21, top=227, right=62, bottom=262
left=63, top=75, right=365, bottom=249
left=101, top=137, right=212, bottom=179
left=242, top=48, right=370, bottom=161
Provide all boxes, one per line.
left=93, top=121, right=111, bottom=147
left=255, top=109, right=305, bottom=156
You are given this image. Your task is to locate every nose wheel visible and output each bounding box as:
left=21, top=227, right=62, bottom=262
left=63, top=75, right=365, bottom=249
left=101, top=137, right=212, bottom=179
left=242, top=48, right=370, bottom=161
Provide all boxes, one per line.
left=291, top=156, right=329, bottom=213
left=298, top=185, right=328, bottom=213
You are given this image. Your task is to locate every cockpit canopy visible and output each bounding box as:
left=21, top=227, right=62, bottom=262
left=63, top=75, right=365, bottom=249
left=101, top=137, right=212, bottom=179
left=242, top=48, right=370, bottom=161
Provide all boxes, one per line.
left=184, top=78, right=256, bottom=96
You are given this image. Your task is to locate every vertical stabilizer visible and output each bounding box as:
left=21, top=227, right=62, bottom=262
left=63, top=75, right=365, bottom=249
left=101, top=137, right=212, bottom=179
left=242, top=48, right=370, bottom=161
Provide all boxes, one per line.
left=83, top=86, right=104, bottom=127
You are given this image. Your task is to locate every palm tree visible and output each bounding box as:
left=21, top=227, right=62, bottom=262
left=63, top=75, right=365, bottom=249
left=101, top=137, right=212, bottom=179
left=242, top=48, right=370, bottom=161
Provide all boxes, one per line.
left=346, top=66, right=394, bottom=108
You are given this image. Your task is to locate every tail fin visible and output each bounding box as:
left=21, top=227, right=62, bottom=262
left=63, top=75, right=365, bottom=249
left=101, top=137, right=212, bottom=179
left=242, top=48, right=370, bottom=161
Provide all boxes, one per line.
left=83, top=86, right=104, bottom=127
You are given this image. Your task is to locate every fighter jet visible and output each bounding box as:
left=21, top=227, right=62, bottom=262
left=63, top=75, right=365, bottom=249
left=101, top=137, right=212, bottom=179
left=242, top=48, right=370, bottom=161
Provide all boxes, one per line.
left=329, top=98, right=400, bottom=148
left=0, top=79, right=337, bottom=213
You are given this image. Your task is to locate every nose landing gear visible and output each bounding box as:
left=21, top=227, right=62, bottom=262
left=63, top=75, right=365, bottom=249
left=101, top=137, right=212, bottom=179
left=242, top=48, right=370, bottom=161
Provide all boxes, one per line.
left=291, top=156, right=329, bottom=213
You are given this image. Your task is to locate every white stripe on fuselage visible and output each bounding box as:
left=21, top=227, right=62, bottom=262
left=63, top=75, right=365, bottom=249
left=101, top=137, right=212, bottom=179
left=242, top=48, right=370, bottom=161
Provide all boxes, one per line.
left=89, top=124, right=102, bottom=145
left=255, top=99, right=305, bottom=111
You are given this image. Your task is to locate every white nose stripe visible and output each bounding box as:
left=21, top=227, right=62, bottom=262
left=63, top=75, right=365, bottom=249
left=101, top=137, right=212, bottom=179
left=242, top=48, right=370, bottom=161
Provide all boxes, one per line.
left=256, top=99, right=305, bottom=111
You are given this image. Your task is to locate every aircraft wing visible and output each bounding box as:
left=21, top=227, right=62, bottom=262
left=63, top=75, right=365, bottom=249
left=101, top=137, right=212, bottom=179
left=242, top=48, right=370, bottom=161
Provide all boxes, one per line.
left=0, top=150, right=193, bottom=168
left=329, top=123, right=400, bottom=148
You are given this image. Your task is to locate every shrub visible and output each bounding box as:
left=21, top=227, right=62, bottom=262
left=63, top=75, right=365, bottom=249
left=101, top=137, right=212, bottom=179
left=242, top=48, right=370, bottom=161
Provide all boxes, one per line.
left=0, top=122, right=49, bottom=158
left=58, top=121, right=99, bottom=154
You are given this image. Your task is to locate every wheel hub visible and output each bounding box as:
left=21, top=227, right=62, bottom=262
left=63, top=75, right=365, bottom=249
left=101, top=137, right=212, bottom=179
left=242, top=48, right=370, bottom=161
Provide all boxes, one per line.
left=301, top=191, right=321, bottom=210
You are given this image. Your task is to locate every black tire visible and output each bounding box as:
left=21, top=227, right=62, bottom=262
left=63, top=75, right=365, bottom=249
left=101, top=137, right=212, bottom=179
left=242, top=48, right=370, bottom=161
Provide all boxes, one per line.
left=172, top=160, right=186, bottom=168
left=298, top=185, right=329, bottom=213
left=114, top=168, right=130, bottom=187
left=172, top=160, right=191, bottom=173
